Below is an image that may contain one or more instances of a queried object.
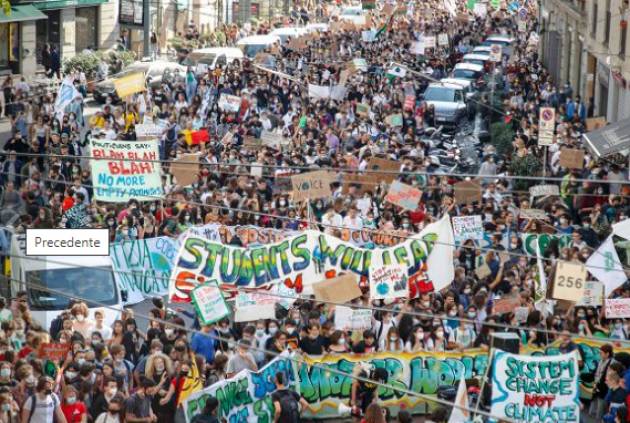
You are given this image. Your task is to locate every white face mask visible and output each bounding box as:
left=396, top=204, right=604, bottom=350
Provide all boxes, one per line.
left=338, top=338, right=346, bottom=345
left=268, top=327, right=278, bottom=335
left=436, top=331, right=444, bottom=338
left=76, top=315, right=85, bottom=322
left=448, top=311, right=457, bottom=317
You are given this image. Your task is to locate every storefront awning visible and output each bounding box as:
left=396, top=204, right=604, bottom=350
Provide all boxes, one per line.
left=0, top=4, right=47, bottom=23
left=31, top=0, right=107, bottom=11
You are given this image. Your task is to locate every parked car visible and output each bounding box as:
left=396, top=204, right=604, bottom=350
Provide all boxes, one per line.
left=422, top=82, right=470, bottom=128
left=93, top=60, right=187, bottom=103
left=462, top=53, right=491, bottom=67
left=452, top=63, right=486, bottom=90
left=270, top=27, right=310, bottom=43
left=189, top=47, right=244, bottom=75
left=237, top=35, right=282, bottom=58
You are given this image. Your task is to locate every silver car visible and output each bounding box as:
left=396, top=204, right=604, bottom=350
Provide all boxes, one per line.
left=422, top=82, right=468, bottom=126
left=93, top=60, right=187, bottom=103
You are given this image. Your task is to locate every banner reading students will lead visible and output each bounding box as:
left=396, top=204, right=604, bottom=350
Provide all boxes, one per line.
left=90, top=139, right=163, bottom=202
left=491, top=350, right=580, bottom=423
left=169, top=215, right=455, bottom=302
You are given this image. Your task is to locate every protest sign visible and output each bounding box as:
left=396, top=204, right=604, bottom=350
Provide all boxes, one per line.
left=538, top=107, right=556, bottom=146
left=453, top=215, right=483, bottom=242
left=334, top=306, right=372, bottom=331
left=585, top=116, right=607, bottom=132
left=529, top=184, right=560, bottom=198
left=519, top=208, right=548, bottom=220
left=559, top=149, right=585, bottom=169
left=553, top=261, right=587, bottom=302
left=184, top=354, right=296, bottom=423
left=370, top=264, right=408, bottom=300
left=260, top=130, right=285, bottom=148
left=184, top=338, right=609, bottom=422
left=605, top=298, right=630, bottom=318
left=423, top=35, right=436, bottom=49
left=454, top=180, right=481, bottom=204
left=171, top=154, right=200, bottom=187
left=291, top=171, right=333, bottom=202
left=234, top=291, right=277, bottom=322
left=411, top=41, right=425, bottom=55
left=489, top=44, right=502, bottom=62
left=493, top=296, right=521, bottom=315
left=169, top=216, right=455, bottom=302
left=404, top=95, right=416, bottom=111
left=191, top=281, right=230, bottom=325
left=437, top=33, right=449, bottom=46
left=313, top=273, right=362, bottom=303
left=135, top=124, right=163, bottom=139
left=577, top=281, right=603, bottom=307
left=114, top=72, right=145, bottom=98
left=352, top=58, right=368, bottom=72
left=386, top=113, right=403, bottom=127
left=452, top=215, right=483, bottom=242
left=362, top=30, right=376, bottom=42
left=366, top=157, right=399, bottom=184
left=491, top=350, right=580, bottom=422
left=111, top=237, right=179, bottom=304
left=341, top=172, right=377, bottom=195
left=218, top=94, right=241, bottom=112
left=90, top=139, right=163, bottom=202
left=38, top=343, right=70, bottom=361
left=243, top=136, right=263, bottom=149
left=385, top=181, right=422, bottom=210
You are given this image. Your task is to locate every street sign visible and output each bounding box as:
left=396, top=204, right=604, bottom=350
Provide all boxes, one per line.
left=538, top=107, right=555, bottom=146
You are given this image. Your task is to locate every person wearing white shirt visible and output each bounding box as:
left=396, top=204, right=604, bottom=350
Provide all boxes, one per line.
left=342, top=207, right=363, bottom=230
left=322, top=207, right=342, bottom=234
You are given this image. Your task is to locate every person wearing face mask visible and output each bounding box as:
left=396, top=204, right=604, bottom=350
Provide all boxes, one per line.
left=0, top=387, right=19, bottom=423
left=146, top=354, right=175, bottom=422
left=95, top=396, right=124, bottom=423
left=426, top=323, right=447, bottom=352
left=0, top=364, right=14, bottom=390
left=405, top=326, right=426, bottom=352
left=21, top=376, right=66, bottom=423
left=327, top=331, right=349, bottom=354
left=61, top=386, right=87, bottom=423
left=90, top=377, right=119, bottom=420
left=379, top=327, right=403, bottom=352
left=70, top=304, right=94, bottom=340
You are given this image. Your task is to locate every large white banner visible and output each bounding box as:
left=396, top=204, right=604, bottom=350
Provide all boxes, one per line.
left=491, top=350, right=580, bottom=423
left=169, top=215, right=455, bottom=302
left=111, top=237, right=179, bottom=304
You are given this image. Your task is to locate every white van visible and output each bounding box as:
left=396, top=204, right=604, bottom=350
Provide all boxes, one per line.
left=269, top=27, right=309, bottom=43
left=237, top=35, right=281, bottom=58
left=189, top=47, right=244, bottom=74
left=8, top=233, right=124, bottom=330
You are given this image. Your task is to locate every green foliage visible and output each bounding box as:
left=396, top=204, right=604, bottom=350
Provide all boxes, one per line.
left=62, top=52, right=101, bottom=78
left=489, top=121, right=515, bottom=156
left=1, top=0, right=10, bottom=16
left=508, top=153, right=542, bottom=191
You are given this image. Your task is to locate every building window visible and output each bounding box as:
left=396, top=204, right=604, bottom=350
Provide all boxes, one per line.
left=621, top=25, right=628, bottom=57
left=0, top=22, right=19, bottom=71
left=75, top=7, right=98, bottom=53
left=592, top=3, right=598, bottom=36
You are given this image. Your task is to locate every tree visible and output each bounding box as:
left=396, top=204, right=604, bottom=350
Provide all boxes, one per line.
left=1, top=0, right=10, bottom=16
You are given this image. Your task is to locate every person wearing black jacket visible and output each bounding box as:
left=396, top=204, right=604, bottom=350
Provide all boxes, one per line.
left=589, top=344, right=615, bottom=421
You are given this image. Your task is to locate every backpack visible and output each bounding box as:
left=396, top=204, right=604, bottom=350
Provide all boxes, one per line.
left=27, top=394, right=59, bottom=423
left=277, top=390, right=300, bottom=422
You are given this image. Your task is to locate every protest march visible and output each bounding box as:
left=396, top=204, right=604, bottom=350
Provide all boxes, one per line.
left=0, top=0, right=629, bottom=422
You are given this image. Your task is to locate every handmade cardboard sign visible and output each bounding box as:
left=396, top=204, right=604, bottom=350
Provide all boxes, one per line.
left=553, top=261, right=587, bottom=302
left=291, top=171, right=334, bottom=202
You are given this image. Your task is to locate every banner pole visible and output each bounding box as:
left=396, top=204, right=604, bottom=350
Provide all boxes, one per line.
left=473, top=347, right=493, bottom=420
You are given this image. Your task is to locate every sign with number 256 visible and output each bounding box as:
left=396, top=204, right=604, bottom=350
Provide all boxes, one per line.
left=553, top=261, right=587, bottom=302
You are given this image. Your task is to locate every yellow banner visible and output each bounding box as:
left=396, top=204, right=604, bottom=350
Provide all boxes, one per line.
left=114, top=73, right=146, bottom=98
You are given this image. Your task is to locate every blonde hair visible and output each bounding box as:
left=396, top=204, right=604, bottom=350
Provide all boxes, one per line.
left=145, top=353, right=173, bottom=381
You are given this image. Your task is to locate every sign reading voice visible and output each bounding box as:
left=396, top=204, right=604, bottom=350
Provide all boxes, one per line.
left=26, top=229, right=109, bottom=256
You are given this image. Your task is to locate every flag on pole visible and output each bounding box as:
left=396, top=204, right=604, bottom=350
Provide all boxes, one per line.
left=54, top=78, right=82, bottom=117
left=375, top=13, right=394, bottom=38
left=586, top=235, right=628, bottom=296
left=534, top=238, right=554, bottom=316
left=448, top=373, right=470, bottom=423
left=177, top=351, right=203, bottom=406
left=386, top=65, right=407, bottom=79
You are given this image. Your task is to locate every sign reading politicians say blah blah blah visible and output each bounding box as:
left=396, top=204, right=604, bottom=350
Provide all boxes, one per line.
left=491, top=350, right=580, bottom=423
left=90, top=139, right=163, bottom=202
left=169, top=215, right=455, bottom=302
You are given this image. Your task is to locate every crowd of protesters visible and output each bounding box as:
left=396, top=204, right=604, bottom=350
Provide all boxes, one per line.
left=0, top=0, right=629, bottom=422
